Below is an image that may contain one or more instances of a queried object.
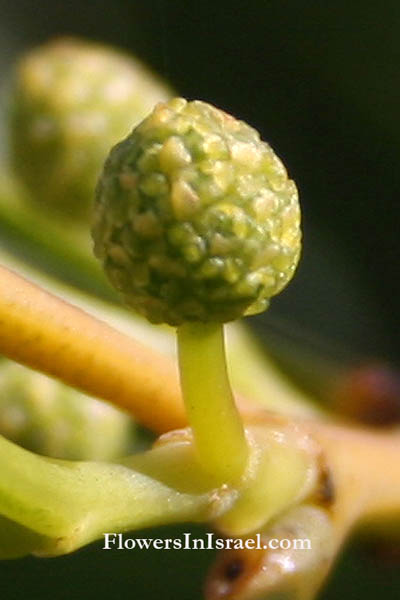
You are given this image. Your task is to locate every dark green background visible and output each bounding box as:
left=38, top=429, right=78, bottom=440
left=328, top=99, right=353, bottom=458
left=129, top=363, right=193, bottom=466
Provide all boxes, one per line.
left=0, top=1, right=399, bottom=598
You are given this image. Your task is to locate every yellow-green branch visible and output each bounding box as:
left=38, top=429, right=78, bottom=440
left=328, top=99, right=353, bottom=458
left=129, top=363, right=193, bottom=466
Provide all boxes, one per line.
left=0, top=264, right=185, bottom=433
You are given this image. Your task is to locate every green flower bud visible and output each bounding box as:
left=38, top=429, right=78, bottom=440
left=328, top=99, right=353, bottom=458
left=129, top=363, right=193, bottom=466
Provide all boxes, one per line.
left=93, top=98, right=301, bottom=325
left=0, top=361, right=134, bottom=460
left=10, top=37, right=172, bottom=221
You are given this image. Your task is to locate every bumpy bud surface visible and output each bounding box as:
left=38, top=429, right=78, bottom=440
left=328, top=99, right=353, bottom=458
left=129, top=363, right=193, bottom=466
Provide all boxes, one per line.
left=0, top=361, right=134, bottom=460
left=93, top=98, right=301, bottom=325
left=11, top=37, right=172, bottom=220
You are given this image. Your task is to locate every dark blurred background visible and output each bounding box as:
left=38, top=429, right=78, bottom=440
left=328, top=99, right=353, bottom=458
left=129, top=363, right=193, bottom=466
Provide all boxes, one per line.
left=0, top=1, right=399, bottom=598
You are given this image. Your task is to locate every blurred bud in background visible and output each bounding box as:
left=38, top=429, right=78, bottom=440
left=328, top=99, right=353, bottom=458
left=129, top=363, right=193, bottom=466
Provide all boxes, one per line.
left=9, top=37, right=173, bottom=221
left=0, top=359, right=135, bottom=460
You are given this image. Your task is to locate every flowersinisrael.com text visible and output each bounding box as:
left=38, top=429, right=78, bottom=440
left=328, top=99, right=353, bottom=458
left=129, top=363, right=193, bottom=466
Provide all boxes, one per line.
left=103, top=533, right=312, bottom=551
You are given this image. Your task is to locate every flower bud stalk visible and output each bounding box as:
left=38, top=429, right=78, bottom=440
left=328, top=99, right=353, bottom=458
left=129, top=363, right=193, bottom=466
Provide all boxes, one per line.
left=178, top=322, right=249, bottom=484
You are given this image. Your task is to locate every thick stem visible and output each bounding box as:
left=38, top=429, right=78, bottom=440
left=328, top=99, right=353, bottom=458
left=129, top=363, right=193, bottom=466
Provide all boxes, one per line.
left=0, top=264, right=185, bottom=433
left=177, top=322, right=249, bottom=484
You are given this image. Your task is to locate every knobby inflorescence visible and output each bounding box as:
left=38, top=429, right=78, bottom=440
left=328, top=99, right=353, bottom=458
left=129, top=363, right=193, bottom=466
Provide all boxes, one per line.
left=93, top=97, right=301, bottom=325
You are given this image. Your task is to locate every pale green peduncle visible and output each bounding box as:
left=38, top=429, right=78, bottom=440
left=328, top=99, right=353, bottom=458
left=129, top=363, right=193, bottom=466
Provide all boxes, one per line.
left=177, top=321, right=249, bottom=484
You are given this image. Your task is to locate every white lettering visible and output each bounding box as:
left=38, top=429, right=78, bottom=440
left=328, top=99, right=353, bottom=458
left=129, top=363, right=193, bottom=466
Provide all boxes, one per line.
left=103, top=533, right=117, bottom=549
left=135, top=538, right=152, bottom=550
left=292, top=538, right=311, bottom=550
